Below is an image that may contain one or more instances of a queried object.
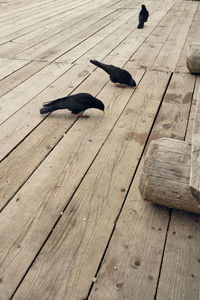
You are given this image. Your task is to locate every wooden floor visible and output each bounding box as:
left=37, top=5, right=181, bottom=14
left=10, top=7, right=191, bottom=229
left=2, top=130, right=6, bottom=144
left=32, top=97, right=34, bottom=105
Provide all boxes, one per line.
left=0, top=0, right=200, bottom=299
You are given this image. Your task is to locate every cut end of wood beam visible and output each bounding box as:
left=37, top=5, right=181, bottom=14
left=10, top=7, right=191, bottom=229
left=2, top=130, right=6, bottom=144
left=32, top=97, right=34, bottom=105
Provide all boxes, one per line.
left=139, top=138, right=200, bottom=215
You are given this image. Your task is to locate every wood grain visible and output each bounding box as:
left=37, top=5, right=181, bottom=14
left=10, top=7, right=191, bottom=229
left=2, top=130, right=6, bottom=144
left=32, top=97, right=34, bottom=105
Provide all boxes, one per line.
left=156, top=210, right=200, bottom=300
left=175, top=9, right=200, bottom=73
left=151, top=2, right=198, bottom=72
left=125, top=4, right=185, bottom=70
left=88, top=64, right=197, bottom=300
left=190, top=80, right=200, bottom=203
left=139, top=138, right=200, bottom=214
left=0, top=62, right=72, bottom=125
left=0, top=70, right=169, bottom=299
left=7, top=72, right=169, bottom=299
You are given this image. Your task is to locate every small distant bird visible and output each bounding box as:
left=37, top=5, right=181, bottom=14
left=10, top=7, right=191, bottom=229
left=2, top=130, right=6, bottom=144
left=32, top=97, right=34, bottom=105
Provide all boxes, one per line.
left=137, top=5, right=149, bottom=29
left=90, top=59, right=137, bottom=88
left=40, top=93, right=105, bottom=118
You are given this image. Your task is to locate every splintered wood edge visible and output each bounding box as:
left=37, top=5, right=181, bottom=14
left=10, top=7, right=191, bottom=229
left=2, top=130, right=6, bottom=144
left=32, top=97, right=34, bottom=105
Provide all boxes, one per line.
left=190, top=83, right=200, bottom=204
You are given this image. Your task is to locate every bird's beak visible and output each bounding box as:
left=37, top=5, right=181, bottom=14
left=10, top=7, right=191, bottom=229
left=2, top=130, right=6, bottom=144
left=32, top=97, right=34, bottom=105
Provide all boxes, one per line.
left=135, top=85, right=138, bottom=89
left=102, top=110, right=106, bottom=114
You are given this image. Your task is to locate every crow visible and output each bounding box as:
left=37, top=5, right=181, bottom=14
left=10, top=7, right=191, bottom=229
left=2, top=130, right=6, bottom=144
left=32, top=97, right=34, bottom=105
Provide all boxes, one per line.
left=40, top=93, right=105, bottom=118
left=90, top=59, right=137, bottom=88
left=137, top=5, right=149, bottom=29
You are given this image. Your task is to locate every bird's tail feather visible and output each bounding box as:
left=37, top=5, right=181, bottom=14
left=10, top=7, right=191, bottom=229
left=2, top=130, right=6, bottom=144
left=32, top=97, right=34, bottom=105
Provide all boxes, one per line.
left=43, top=98, right=63, bottom=107
left=90, top=60, right=109, bottom=74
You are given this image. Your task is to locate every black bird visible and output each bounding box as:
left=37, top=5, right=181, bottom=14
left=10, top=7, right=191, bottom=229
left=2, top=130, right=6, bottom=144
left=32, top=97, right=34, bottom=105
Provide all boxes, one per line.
left=40, top=93, right=105, bottom=118
left=137, top=5, right=149, bottom=29
left=90, top=59, right=137, bottom=88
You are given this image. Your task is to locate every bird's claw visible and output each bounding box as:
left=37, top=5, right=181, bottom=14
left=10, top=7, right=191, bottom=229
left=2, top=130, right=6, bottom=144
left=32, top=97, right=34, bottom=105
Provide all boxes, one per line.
left=77, top=113, right=89, bottom=118
left=114, top=83, right=125, bottom=88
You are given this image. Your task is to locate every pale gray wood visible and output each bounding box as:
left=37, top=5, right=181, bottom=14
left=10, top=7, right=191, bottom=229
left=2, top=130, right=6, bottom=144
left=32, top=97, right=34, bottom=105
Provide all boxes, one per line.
left=0, top=70, right=169, bottom=299
left=0, top=62, right=72, bottom=125
left=0, top=61, right=48, bottom=98
left=88, top=56, right=198, bottom=300
left=185, top=77, right=200, bottom=144
left=0, top=1, right=115, bottom=57
left=175, top=10, right=200, bottom=73
left=150, top=2, right=198, bottom=72
left=15, top=8, right=127, bottom=61
left=103, top=0, right=176, bottom=66
left=126, top=4, right=186, bottom=70
left=139, top=138, right=200, bottom=214
left=156, top=210, right=200, bottom=300
left=190, top=82, right=200, bottom=203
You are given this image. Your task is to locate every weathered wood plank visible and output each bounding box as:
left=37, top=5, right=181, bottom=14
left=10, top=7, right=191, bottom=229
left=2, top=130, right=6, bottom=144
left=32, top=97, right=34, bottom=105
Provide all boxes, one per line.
left=0, top=1, right=92, bottom=44
left=103, top=0, right=175, bottom=66
left=0, top=67, right=146, bottom=299
left=0, top=1, right=198, bottom=300
left=17, top=0, right=172, bottom=63
left=0, top=64, right=92, bottom=162
left=0, top=62, right=72, bottom=125
left=125, top=4, right=186, bottom=70
left=0, top=0, right=173, bottom=160
left=0, top=0, right=57, bottom=21
left=175, top=10, right=200, bottom=73
left=0, top=71, right=170, bottom=300
left=0, top=19, right=151, bottom=162
left=55, top=8, right=139, bottom=64
left=87, top=73, right=196, bottom=300
left=150, top=3, right=198, bottom=72
left=88, top=66, right=197, bottom=300
left=0, top=0, right=115, bottom=56
left=139, top=138, right=200, bottom=214
left=0, top=65, right=114, bottom=210
left=190, top=80, right=200, bottom=203
left=185, top=76, right=200, bottom=144
left=0, top=57, right=29, bottom=81
left=73, top=0, right=170, bottom=66
left=0, top=61, right=48, bottom=98
left=15, top=8, right=128, bottom=61
left=0, top=0, right=72, bottom=32
left=74, top=7, right=141, bottom=65
left=0, top=0, right=69, bottom=34
left=156, top=210, right=200, bottom=300
left=150, top=72, right=195, bottom=142
left=89, top=160, right=170, bottom=300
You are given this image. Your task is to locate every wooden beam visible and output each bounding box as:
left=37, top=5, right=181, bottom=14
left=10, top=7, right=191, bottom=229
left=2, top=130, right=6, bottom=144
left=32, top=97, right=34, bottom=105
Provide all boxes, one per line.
left=139, top=138, right=200, bottom=214
left=190, top=82, right=200, bottom=203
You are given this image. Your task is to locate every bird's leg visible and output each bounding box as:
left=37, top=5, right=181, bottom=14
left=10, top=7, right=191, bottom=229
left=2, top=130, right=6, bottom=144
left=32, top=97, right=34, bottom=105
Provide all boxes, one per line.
left=77, top=113, right=89, bottom=118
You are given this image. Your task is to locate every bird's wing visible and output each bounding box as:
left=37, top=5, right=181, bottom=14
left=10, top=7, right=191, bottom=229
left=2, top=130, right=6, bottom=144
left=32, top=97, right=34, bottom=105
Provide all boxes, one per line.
left=61, top=94, right=94, bottom=113
left=110, top=68, right=131, bottom=84
left=43, top=96, right=82, bottom=111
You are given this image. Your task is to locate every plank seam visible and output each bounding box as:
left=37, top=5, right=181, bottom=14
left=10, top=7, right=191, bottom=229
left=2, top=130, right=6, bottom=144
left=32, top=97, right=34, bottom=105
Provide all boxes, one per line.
left=124, top=1, right=177, bottom=67
left=0, top=0, right=108, bottom=46
left=183, top=75, right=197, bottom=142
left=71, top=6, right=141, bottom=64
left=39, top=8, right=131, bottom=64
left=84, top=72, right=174, bottom=300
left=154, top=72, right=198, bottom=298
left=14, top=8, right=124, bottom=60
left=0, top=70, right=93, bottom=210
left=0, top=61, right=49, bottom=98
left=0, top=59, right=30, bottom=82
left=0, top=64, right=74, bottom=127
left=8, top=71, right=144, bottom=298
left=154, top=209, right=172, bottom=300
